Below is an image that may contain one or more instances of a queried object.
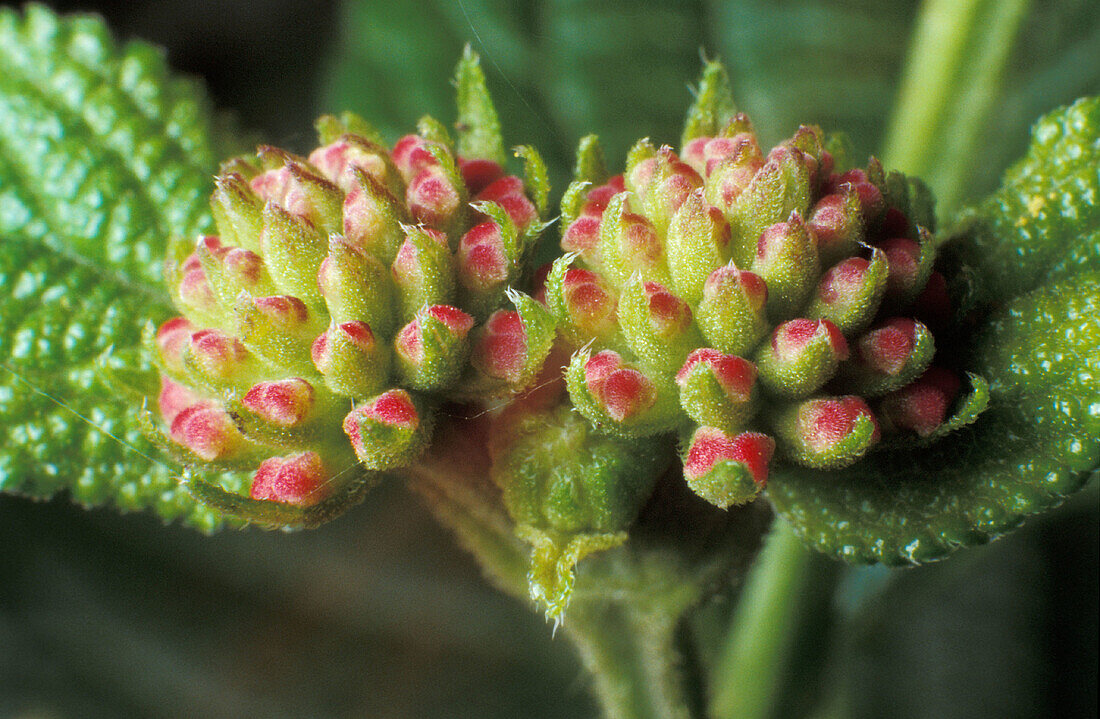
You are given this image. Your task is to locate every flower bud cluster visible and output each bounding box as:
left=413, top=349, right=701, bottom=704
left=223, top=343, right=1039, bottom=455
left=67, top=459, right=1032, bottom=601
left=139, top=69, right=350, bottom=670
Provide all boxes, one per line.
left=546, top=66, right=961, bottom=508
left=147, top=52, right=554, bottom=512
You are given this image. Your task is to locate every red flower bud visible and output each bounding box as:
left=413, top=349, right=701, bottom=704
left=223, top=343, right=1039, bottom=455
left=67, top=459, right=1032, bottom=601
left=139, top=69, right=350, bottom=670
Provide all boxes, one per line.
left=249, top=451, right=330, bottom=506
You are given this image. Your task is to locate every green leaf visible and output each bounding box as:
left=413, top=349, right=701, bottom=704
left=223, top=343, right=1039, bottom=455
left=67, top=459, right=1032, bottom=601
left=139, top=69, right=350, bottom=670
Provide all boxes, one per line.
left=768, top=274, right=1099, bottom=565
left=768, top=97, right=1100, bottom=564
left=945, top=96, right=1100, bottom=306
left=0, top=5, right=244, bottom=530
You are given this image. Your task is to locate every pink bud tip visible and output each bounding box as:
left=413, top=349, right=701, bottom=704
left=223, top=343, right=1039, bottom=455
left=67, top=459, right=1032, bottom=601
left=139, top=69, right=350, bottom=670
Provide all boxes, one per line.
left=343, top=389, right=420, bottom=441
left=158, top=376, right=202, bottom=425
left=684, top=427, right=775, bottom=486
left=881, top=367, right=961, bottom=437
left=583, top=175, right=627, bottom=215
left=583, top=350, right=656, bottom=422
left=458, top=157, right=505, bottom=195
left=475, top=175, right=538, bottom=229
left=242, top=378, right=316, bottom=427
left=178, top=268, right=216, bottom=311
left=395, top=306, right=474, bottom=365
left=856, top=318, right=918, bottom=376
left=800, top=396, right=879, bottom=453
left=169, top=401, right=243, bottom=460
left=253, top=295, right=310, bottom=325
left=221, top=247, right=265, bottom=287
left=189, top=329, right=249, bottom=378
left=676, top=349, right=757, bottom=401
left=827, top=169, right=883, bottom=219
left=816, top=257, right=871, bottom=305
left=755, top=214, right=804, bottom=263
left=407, top=168, right=460, bottom=227
left=618, top=212, right=664, bottom=268
left=156, top=317, right=195, bottom=371
left=311, top=321, right=376, bottom=369
left=704, top=265, right=768, bottom=309
left=561, top=214, right=601, bottom=256
left=880, top=238, right=922, bottom=298
left=642, top=282, right=694, bottom=337
left=249, top=452, right=329, bottom=506
left=458, top=221, right=509, bottom=288
left=772, top=319, right=848, bottom=362
left=561, top=268, right=618, bottom=334
left=308, top=140, right=387, bottom=192
left=392, top=135, right=440, bottom=181
left=473, top=310, right=527, bottom=382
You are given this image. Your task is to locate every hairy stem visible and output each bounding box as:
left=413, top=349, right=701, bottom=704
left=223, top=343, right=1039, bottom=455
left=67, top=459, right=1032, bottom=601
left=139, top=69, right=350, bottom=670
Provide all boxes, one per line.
left=565, top=601, right=699, bottom=719
left=710, top=519, right=812, bottom=719
left=882, top=0, right=1031, bottom=214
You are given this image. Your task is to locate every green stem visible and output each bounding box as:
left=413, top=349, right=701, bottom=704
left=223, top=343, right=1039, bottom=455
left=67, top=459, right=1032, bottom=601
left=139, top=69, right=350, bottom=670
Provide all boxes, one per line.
left=709, top=519, right=812, bottom=719
left=565, top=600, right=697, bottom=719
left=882, top=0, right=1031, bottom=215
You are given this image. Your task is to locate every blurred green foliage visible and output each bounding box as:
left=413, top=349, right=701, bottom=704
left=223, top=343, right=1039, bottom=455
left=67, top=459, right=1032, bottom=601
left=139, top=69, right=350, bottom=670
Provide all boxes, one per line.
left=0, top=1, right=1096, bottom=717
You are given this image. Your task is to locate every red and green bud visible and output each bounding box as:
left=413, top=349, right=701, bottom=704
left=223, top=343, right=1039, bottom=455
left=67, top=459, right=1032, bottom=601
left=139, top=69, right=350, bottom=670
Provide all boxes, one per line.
left=242, top=378, right=317, bottom=428
left=475, top=175, right=538, bottom=231
left=696, top=263, right=769, bottom=355
left=342, top=170, right=407, bottom=264
left=235, top=294, right=322, bottom=374
left=252, top=158, right=344, bottom=235
left=565, top=349, right=680, bottom=436
left=169, top=400, right=245, bottom=462
left=675, top=349, right=758, bottom=432
left=342, top=389, right=430, bottom=470
left=394, top=304, right=475, bottom=390
left=259, top=202, right=328, bottom=304
left=826, top=167, right=885, bottom=224
left=183, top=329, right=260, bottom=387
left=545, top=259, right=620, bottom=343
left=249, top=451, right=331, bottom=506
left=805, top=250, right=889, bottom=335
left=469, top=291, right=556, bottom=392
left=618, top=278, right=703, bottom=373
left=879, top=232, right=935, bottom=309
left=726, top=145, right=813, bottom=266
left=756, top=318, right=848, bottom=398
left=308, top=135, right=392, bottom=195
left=197, top=236, right=276, bottom=304
left=773, top=395, right=880, bottom=468
left=311, top=321, right=390, bottom=397
left=158, top=376, right=202, bottom=425
left=879, top=367, right=962, bottom=437
left=835, top=317, right=935, bottom=397
left=807, top=189, right=864, bottom=266
left=682, top=427, right=775, bottom=508
left=391, top=226, right=456, bottom=321
left=318, top=237, right=396, bottom=334
left=751, top=212, right=819, bottom=321
left=665, top=188, right=731, bottom=303
left=596, top=193, right=670, bottom=285
left=210, top=172, right=263, bottom=253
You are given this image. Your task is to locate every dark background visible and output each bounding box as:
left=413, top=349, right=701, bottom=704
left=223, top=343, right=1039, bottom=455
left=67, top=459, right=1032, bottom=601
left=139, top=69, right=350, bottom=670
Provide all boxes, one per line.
left=1, top=1, right=1097, bottom=717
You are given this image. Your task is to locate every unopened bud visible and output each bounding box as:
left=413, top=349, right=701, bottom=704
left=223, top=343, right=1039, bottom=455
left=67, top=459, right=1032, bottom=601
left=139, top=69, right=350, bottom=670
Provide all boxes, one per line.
left=756, top=318, right=848, bottom=398
left=249, top=451, right=330, bottom=506
left=682, top=427, right=774, bottom=508
left=835, top=318, right=935, bottom=397
left=394, top=305, right=475, bottom=390
left=773, top=395, right=879, bottom=468
left=242, top=378, right=316, bottom=427
left=751, top=212, right=819, bottom=321
left=311, top=321, right=390, bottom=397
left=805, top=250, right=888, bottom=335
left=676, top=349, right=758, bottom=432
left=696, top=263, right=769, bottom=355
left=170, top=400, right=245, bottom=461
left=342, top=389, right=430, bottom=470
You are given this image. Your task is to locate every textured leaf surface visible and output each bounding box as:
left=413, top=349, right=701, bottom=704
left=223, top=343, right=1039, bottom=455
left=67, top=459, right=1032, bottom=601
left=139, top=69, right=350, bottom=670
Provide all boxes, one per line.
left=769, top=99, right=1100, bottom=563
left=0, top=6, right=242, bottom=530
left=946, top=96, right=1100, bottom=306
